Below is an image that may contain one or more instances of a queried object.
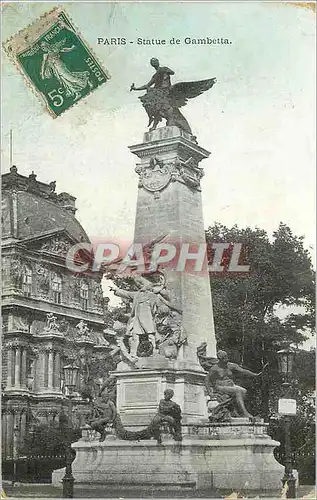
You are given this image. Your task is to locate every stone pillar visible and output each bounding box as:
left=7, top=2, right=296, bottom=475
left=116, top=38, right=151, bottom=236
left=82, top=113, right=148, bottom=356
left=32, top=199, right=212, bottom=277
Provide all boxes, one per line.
left=2, top=412, right=7, bottom=458
left=21, top=348, right=27, bottom=387
left=130, top=126, right=217, bottom=363
left=14, top=347, right=21, bottom=388
left=7, top=411, right=14, bottom=458
left=114, top=127, right=217, bottom=427
left=32, top=353, right=38, bottom=392
left=6, top=347, right=13, bottom=388
left=48, top=350, right=54, bottom=389
left=43, top=350, right=49, bottom=388
left=20, top=411, right=27, bottom=443
left=37, top=349, right=47, bottom=390
left=54, top=352, right=61, bottom=389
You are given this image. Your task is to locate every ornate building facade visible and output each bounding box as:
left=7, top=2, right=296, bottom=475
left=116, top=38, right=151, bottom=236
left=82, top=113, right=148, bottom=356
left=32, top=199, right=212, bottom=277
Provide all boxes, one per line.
left=1, top=166, right=110, bottom=461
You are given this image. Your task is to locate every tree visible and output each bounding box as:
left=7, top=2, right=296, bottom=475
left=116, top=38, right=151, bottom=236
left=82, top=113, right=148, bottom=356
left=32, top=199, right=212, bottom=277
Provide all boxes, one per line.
left=20, top=419, right=81, bottom=458
left=205, top=222, right=315, bottom=483
left=205, top=222, right=315, bottom=405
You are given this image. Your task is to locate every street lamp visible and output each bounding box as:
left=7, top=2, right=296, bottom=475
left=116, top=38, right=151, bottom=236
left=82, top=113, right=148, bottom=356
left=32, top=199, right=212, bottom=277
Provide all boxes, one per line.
left=277, top=348, right=296, bottom=499
left=62, top=362, right=79, bottom=498
left=277, top=349, right=294, bottom=378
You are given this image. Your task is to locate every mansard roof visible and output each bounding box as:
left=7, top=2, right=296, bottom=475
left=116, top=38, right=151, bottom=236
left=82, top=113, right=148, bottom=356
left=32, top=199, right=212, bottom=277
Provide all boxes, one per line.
left=2, top=166, right=90, bottom=244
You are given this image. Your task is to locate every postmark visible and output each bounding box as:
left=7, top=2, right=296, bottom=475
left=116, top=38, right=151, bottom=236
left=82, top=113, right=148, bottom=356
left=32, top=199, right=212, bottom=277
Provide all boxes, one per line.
left=3, top=8, right=110, bottom=117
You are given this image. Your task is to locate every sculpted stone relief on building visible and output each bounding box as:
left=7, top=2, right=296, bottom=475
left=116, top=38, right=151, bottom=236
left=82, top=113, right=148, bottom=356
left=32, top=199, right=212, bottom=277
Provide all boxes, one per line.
left=5, top=251, right=104, bottom=314
left=10, top=314, right=30, bottom=332
left=30, top=314, right=69, bottom=337
left=45, top=313, right=60, bottom=332
left=92, top=280, right=104, bottom=311
left=9, top=257, right=23, bottom=285
left=69, top=275, right=82, bottom=302
left=9, top=257, right=31, bottom=288
left=36, top=264, right=50, bottom=298
left=135, top=156, right=204, bottom=195
left=40, top=236, right=72, bottom=257
left=75, top=320, right=92, bottom=342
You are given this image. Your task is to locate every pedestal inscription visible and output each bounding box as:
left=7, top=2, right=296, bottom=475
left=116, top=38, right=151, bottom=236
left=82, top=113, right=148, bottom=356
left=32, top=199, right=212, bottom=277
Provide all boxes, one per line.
left=124, top=381, right=159, bottom=406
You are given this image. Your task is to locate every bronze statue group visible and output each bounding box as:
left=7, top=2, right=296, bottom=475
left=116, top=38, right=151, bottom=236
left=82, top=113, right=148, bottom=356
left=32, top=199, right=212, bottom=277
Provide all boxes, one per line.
left=88, top=346, right=268, bottom=444
left=89, top=388, right=182, bottom=445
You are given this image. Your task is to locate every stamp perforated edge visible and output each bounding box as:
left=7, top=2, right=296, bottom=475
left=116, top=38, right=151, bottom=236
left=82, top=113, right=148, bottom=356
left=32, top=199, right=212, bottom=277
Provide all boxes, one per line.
left=3, top=6, right=111, bottom=118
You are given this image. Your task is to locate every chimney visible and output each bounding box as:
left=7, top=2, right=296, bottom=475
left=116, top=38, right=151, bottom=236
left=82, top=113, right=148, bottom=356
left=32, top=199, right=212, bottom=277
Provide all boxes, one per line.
left=57, top=192, right=77, bottom=214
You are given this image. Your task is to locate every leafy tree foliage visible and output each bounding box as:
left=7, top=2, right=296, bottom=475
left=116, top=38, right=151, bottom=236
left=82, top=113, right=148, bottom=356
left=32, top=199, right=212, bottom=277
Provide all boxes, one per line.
left=206, top=222, right=315, bottom=482
left=20, top=418, right=81, bottom=458
left=206, top=223, right=314, bottom=386
left=206, top=222, right=314, bottom=354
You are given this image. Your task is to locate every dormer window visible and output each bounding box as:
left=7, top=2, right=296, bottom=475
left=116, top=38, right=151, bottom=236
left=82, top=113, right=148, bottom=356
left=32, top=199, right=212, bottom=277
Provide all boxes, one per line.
left=22, top=266, right=33, bottom=296
left=51, top=274, right=62, bottom=304
left=80, top=282, right=89, bottom=311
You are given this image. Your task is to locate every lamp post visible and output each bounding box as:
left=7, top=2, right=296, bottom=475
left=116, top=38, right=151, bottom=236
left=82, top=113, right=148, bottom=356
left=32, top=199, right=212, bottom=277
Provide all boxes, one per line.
left=277, top=348, right=296, bottom=499
left=62, top=362, right=79, bottom=499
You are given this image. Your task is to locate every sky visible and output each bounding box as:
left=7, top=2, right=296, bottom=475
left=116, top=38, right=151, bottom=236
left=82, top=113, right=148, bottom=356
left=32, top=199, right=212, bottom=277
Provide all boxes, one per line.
left=1, top=2, right=315, bottom=346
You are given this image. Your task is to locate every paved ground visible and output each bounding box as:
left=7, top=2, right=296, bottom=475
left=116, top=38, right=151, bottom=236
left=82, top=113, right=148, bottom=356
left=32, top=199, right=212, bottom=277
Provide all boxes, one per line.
left=1, top=482, right=315, bottom=499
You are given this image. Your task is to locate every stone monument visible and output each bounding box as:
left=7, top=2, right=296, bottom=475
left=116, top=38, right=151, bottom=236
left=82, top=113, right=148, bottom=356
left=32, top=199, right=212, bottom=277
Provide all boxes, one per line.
left=115, top=123, right=218, bottom=428
left=52, top=60, right=283, bottom=494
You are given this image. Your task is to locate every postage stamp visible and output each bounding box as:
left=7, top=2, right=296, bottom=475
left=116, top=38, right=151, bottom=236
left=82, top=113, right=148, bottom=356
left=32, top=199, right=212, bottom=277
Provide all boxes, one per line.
left=3, top=8, right=110, bottom=117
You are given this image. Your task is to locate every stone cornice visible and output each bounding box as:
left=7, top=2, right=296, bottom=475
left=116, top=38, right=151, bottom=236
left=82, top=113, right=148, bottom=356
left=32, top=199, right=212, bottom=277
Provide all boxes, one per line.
left=113, top=368, right=206, bottom=380
left=129, top=127, right=210, bottom=164
left=1, top=298, right=104, bottom=325
left=130, top=127, right=211, bottom=195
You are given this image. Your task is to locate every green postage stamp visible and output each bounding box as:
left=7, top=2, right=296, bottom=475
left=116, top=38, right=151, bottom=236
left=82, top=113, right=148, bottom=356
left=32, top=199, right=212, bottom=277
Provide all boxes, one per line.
left=3, top=8, right=110, bottom=117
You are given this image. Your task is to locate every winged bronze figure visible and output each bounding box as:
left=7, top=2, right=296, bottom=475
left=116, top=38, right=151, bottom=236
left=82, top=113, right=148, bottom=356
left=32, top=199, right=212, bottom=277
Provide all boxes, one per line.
left=130, top=58, right=216, bottom=135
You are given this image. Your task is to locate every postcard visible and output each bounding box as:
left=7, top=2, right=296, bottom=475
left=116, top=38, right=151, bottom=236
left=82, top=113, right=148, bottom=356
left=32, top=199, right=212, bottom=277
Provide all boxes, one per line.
left=1, top=2, right=315, bottom=498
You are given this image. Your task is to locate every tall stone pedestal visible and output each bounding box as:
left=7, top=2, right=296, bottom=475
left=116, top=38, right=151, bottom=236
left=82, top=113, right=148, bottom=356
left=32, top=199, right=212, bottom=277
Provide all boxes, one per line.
left=52, top=420, right=284, bottom=494
left=113, top=126, right=218, bottom=427
left=130, top=126, right=217, bottom=363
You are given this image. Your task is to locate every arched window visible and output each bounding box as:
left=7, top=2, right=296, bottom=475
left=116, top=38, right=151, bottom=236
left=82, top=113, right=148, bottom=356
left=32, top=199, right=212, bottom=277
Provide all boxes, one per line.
left=80, top=282, right=89, bottom=311
left=51, top=274, right=62, bottom=304
left=22, top=266, right=32, bottom=295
